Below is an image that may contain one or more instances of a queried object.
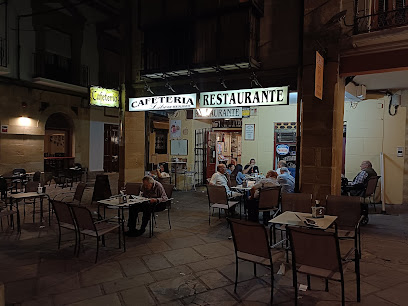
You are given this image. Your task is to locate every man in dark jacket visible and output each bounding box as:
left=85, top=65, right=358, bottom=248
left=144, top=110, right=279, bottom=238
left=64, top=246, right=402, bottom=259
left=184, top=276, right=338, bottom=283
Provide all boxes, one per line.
left=348, top=160, right=377, bottom=196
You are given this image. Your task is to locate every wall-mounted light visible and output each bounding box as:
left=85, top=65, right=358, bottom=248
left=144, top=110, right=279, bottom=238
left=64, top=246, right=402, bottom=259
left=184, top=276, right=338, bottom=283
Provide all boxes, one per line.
left=165, top=81, right=176, bottom=93
left=18, top=116, right=31, bottom=126
left=190, top=80, right=200, bottom=91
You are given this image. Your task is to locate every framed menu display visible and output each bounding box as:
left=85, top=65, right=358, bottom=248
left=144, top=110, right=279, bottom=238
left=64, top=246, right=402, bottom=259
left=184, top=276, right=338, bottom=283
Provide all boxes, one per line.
left=244, top=124, right=255, bottom=141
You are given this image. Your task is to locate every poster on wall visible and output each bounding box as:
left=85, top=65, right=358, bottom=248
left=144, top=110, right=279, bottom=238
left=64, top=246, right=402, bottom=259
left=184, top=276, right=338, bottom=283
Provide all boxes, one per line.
left=244, top=124, right=255, bottom=141
left=1, top=125, right=8, bottom=133
left=170, top=120, right=181, bottom=139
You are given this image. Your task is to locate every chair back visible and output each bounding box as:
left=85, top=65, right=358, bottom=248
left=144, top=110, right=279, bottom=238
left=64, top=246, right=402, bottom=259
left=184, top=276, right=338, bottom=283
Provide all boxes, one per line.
left=326, top=195, right=361, bottom=228
left=206, top=185, right=228, bottom=205
left=0, top=177, right=8, bottom=192
left=288, top=226, right=342, bottom=274
left=364, top=176, right=380, bottom=197
left=13, top=168, right=26, bottom=175
left=33, top=171, right=41, bottom=182
left=228, top=218, right=271, bottom=260
left=92, top=175, right=112, bottom=202
left=25, top=181, right=38, bottom=192
left=281, top=193, right=313, bottom=213
left=125, top=182, right=142, bottom=196
left=258, top=186, right=281, bottom=210
left=162, top=183, right=174, bottom=199
left=73, top=183, right=87, bottom=203
left=70, top=205, right=96, bottom=231
left=52, top=200, right=75, bottom=226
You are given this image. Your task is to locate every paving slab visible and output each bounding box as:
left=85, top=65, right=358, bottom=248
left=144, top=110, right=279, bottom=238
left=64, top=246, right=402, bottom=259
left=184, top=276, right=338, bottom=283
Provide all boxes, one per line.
left=80, top=261, right=124, bottom=287
left=197, top=269, right=233, bottom=289
left=142, top=253, right=173, bottom=271
left=118, top=257, right=149, bottom=277
left=193, top=241, right=233, bottom=259
left=151, top=265, right=193, bottom=282
left=53, top=285, right=102, bottom=305
left=162, top=247, right=205, bottom=266
left=102, top=272, right=155, bottom=294
left=120, top=285, right=156, bottom=305
left=183, top=288, right=238, bottom=305
left=66, top=293, right=122, bottom=306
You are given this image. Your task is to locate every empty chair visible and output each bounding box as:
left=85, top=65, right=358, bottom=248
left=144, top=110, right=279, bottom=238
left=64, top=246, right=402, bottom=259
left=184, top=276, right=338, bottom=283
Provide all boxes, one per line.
left=125, top=182, right=142, bottom=196
left=281, top=193, right=313, bottom=213
left=0, top=177, right=10, bottom=200
left=92, top=175, right=112, bottom=203
left=0, top=199, right=17, bottom=231
left=55, top=183, right=87, bottom=205
left=258, top=186, right=281, bottom=221
left=52, top=200, right=78, bottom=253
left=228, top=218, right=280, bottom=305
left=70, top=205, right=124, bottom=263
left=287, top=225, right=360, bottom=306
left=32, top=171, right=41, bottom=182
left=12, top=168, right=27, bottom=193
left=206, top=185, right=239, bottom=225
left=326, top=195, right=363, bottom=257
left=24, top=181, right=40, bottom=222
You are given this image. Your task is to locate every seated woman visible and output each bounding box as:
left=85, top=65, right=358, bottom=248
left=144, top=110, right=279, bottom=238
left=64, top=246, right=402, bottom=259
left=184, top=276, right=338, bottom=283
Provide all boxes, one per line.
left=226, top=163, right=235, bottom=175
left=230, top=164, right=246, bottom=186
left=156, top=163, right=170, bottom=178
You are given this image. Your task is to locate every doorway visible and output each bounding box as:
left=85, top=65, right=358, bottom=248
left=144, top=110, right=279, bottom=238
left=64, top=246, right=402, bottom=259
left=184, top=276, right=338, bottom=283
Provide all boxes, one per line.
left=104, top=124, right=119, bottom=172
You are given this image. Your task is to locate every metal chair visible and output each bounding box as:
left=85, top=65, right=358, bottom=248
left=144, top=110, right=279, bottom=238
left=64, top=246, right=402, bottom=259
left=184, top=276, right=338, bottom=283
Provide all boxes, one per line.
left=54, top=182, right=87, bottom=205
left=12, top=168, right=27, bottom=193
left=326, top=195, right=363, bottom=258
left=258, top=186, right=281, bottom=218
left=152, top=183, right=174, bottom=231
left=206, top=185, right=239, bottom=225
left=362, top=175, right=381, bottom=211
left=124, top=182, right=142, bottom=196
left=23, top=181, right=40, bottom=222
left=0, top=199, right=17, bottom=231
left=228, top=218, right=280, bottom=305
left=287, top=225, right=360, bottom=306
left=70, top=205, right=124, bottom=263
left=52, top=200, right=78, bottom=253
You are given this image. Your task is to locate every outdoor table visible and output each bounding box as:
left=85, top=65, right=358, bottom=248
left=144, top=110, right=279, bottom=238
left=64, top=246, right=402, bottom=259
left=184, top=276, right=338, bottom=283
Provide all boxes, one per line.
left=167, top=161, right=187, bottom=190
left=97, top=195, right=151, bottom=238
left=268, top=211, right=338, bottom=248
left=232, top=185, right=251, bottom=218
left=10, top=192, right=50, bottom=233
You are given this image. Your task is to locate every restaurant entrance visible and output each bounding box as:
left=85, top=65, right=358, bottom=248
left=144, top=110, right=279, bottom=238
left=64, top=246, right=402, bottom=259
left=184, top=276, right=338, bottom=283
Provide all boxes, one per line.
left=44, top=113, right=74, bottom=172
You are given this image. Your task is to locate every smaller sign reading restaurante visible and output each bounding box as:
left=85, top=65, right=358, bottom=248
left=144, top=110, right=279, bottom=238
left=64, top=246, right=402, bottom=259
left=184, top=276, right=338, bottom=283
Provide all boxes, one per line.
left=90, top=86, right=120, bottom=108
left=129, top=94, right=197, bottom=111
left=193, top=107, right=242, bottom=119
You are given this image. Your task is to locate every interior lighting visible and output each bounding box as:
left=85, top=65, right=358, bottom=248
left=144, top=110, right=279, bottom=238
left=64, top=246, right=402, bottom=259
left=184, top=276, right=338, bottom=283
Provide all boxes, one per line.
left=197, top=108, right=212, bottom=117
left=18, top=116, right=31, bottom=126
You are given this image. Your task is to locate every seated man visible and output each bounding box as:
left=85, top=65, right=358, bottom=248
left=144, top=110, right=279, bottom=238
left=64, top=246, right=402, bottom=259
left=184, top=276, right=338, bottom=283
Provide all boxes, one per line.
left=276, top=160, right=287, bottom=176
left=210, top=164, right=241, bottom=198
left=243, top=158, right=259, bottom=175
left=126, top=176, right=168, bottom=237
left=347, top=160, right=377, bottom=196
left=278, top=167, right=295, bottom=193
left=247, top=170, right=280, bottom=224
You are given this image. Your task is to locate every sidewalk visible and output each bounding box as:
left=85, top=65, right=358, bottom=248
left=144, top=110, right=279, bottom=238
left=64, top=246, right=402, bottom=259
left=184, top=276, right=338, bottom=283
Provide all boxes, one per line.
left=1, top=182, right=408, bottom=305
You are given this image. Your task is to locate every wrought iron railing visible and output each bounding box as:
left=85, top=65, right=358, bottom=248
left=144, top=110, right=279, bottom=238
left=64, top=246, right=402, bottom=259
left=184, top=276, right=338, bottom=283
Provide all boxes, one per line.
left=33, top=51, right=89, bottom=87
left=354, top=7, right=408, bottom=34
left=0, top=36, right=7, bottom=67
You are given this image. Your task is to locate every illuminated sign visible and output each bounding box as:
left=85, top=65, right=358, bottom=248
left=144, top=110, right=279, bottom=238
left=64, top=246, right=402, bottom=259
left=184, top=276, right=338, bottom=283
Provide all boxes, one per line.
left=276, top=144, right=290, bottom=155
left=129, top=94, right=197, bottom=111
left=199, top=86, right=289, bottom=108
left=193, top=107, right=242, bottom=119
left=90, top=87, right=120, bottom=108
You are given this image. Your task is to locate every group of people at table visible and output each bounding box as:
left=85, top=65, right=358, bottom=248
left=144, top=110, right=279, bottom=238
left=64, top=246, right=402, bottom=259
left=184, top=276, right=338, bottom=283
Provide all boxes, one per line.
left=209, top=159, right=295, bottom=224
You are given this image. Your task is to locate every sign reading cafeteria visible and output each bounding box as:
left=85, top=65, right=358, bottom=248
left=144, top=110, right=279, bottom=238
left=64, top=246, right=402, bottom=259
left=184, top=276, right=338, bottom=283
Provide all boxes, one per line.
left=90, top=86, right=120, bottom=108
left=199, top=86, right=289, bottom=108
left=129, top=94, right=197, bottom=111
left=193, top=107, right=242, bottom=119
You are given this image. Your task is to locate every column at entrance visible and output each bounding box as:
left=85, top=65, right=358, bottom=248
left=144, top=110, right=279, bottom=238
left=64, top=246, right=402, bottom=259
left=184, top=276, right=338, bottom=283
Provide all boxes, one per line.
left=300, top=48, right=345, bottom=200
left=119, top=111, right=145, bottom=187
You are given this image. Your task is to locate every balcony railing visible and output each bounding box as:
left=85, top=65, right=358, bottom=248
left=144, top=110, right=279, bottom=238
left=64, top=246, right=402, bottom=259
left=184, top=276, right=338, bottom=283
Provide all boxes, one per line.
left=33, top=51, right=89, bottom=87
left=354, top=7, right=408, bottom=34
left=0, top=36, right=7, bottom=67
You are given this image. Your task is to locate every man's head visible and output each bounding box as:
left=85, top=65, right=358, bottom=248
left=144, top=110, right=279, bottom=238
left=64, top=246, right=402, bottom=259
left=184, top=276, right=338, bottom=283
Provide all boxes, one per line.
left=227, top=163, right=235, bottom=172
left=280, top=167, right=288, bottom=174
left=266, top=170, right=278, bottom=179
left=278, top=160, right=287, bottom=168
left=142, top=175, right=155, bottom=190
left=249, top=159, right=256, bottom=166
left=159, top=163, right=165, bottom=171
left=360, top=161, right=372, bottom=170
left=217, top=163, right=226, bottom=174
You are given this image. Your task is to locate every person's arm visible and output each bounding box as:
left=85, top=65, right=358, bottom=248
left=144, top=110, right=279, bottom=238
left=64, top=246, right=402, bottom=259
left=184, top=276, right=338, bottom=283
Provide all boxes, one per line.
left=156, top=169, right=162, bottom=178
left=152, top=184, right=168, bottom=203
left=209, top=173, right=218, bottom=186
left=243, top=165, right=251, bottom=174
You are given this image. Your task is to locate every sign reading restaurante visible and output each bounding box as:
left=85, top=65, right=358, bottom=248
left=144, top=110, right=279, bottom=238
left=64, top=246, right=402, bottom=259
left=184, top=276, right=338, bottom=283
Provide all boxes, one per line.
left=199, top=86, right=289, bottom=108
left=193, top=107, right=242, bottom=119
left=129, top=94, right=197, bottom=111
left=90, top=86, right=120, bottom=108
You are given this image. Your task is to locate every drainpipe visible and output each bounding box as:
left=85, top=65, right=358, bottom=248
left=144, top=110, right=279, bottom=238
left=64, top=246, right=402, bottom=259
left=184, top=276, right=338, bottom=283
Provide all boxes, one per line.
left=4, top=0, right=7, bottom=66
left=16, top=15, right=20, bottom=79
left=295, top=0, right=304, bottom=192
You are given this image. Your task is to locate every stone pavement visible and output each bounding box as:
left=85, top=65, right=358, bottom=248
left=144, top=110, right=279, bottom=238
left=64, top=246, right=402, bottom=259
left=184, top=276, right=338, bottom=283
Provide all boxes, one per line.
left=1, top=177, right=408, bottom=305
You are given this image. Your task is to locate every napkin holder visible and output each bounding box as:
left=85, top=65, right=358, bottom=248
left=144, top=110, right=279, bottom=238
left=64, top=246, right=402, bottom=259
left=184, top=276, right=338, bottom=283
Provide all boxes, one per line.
left=311, top=206, right=325, bottom=218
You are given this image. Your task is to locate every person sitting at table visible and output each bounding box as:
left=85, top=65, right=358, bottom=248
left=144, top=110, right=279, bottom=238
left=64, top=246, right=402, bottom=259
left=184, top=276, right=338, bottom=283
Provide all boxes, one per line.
left=346, top=160, right=377, bottom=196
left=226, top=163, right=235, bottom=175
left=230, top=164, right=246, bottom=185
left=246, top=170, right=280, bottom=225
left=243, top=158, right=259, bottom=175
left=276, top=160, right=287, bottom=175
left=278, top=167, right=295, bottom=193
left=155, top=163, right=170, bottom=178
left=126, top=176, right=168, bottom=237
left=209, top=164, right=241, bottom=198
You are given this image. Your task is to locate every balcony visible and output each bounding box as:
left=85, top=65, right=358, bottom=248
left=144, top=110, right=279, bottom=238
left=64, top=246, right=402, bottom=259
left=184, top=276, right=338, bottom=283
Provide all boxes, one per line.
left=33, top=51, right=89, bottom=92
left=354, top=7, right=408, bottom=35
left=0, top=36, right=9, bottom=75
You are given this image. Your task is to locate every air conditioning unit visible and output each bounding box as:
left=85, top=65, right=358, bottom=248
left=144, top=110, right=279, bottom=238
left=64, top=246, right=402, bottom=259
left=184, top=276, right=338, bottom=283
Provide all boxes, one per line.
left=345, top=83, right=366, bottom=102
